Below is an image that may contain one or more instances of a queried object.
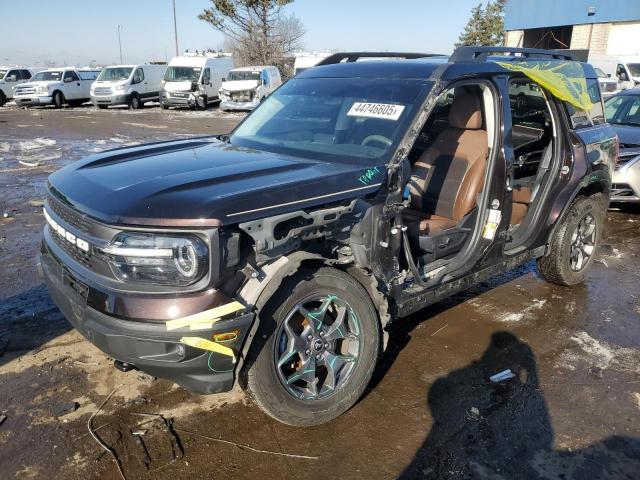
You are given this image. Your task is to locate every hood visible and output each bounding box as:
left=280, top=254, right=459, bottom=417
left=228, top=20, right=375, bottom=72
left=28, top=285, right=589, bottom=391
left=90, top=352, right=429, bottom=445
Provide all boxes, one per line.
left=221, top=79, right=259, bottom=92
left=610, top=123, right=640, bottom=148
left=163, top=81, right=194, bottom=92
left=48, top=138, right=385, bottom=227
left=17, top=80, right=59, bottom=88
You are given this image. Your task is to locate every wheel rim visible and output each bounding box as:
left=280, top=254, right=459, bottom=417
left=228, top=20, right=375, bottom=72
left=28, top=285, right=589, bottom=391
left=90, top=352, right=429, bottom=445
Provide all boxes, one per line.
left=569, top=213, right=596, bottom=272
left=274, top=294, right=361, bottom=401
left=132, top=97, right=139, bottom=108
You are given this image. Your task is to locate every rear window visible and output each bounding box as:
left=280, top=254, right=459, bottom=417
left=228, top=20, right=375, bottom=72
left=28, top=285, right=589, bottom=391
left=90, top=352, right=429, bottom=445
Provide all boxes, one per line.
left=566, top=78, right=605, bottom=129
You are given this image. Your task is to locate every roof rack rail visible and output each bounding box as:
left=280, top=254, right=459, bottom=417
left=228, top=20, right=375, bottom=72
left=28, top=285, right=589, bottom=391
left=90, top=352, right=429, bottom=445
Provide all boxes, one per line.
left=449, top=46, right=575, bottom=62
left=316, top=52, right=445, bottom=66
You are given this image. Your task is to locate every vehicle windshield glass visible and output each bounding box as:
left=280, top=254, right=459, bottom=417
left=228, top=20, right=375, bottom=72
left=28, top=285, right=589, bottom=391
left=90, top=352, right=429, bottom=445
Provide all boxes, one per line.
left=594, top=68, right=608, bottom=78
left=0, top=69, right=6, bottom=80
left=164, top=66, right=201, bottom=82
left=227, top=71, right=260, bottom=81
left=605, top=94, right=640, bottom=126
left=97, top=67, right=133, bottom=81
left=628, top=64, right=640, bottom=77
left=230, top=77, right=430, bottom=164
left=32, top=71, right=63, bottom=82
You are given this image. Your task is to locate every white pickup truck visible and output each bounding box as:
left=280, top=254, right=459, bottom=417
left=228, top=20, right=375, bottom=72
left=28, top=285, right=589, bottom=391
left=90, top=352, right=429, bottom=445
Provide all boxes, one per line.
left=13, top=68, right=100, bottom=108
left=0, top=67, right=33, bottom=106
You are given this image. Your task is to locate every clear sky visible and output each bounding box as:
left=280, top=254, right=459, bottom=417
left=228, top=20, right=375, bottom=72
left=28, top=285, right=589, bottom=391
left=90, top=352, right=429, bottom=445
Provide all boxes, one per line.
left=2, top=0, right=483, bottom=67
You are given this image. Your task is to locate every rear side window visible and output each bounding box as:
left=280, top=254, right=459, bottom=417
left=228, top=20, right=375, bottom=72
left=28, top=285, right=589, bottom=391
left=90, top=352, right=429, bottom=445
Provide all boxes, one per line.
left=133, top=68, right=144, bottom=84
left=566, top=78, right=605, bottom=129
left=21, top=70, right=31, bottom=79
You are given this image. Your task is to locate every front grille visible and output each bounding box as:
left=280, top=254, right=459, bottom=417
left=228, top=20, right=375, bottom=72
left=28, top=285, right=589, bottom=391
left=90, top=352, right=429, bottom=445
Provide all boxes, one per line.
left=48, top=195, right=92, bottom=233
left=611, top=184, right=634, bottom=197
left=15, top=86, right=36, bottom=95
left=93, top=87, right=113, bottom=95
left=170, top=92, right=189, bottom=98
left=51, top=230, right=92, bottom=268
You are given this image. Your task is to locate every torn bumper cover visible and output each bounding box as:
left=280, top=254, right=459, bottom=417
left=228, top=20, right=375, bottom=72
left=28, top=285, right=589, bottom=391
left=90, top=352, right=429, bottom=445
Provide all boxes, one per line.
left=38, top=240, right=255, bottom=394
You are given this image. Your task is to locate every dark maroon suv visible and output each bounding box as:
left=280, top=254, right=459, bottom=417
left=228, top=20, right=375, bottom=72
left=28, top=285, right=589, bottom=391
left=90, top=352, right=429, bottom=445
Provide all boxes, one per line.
left=39, top=47, right=617, bottom=426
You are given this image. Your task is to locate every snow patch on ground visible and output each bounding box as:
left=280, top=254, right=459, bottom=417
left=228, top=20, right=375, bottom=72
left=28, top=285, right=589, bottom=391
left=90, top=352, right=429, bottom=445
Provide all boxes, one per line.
left=561, top=331, right=640, bottom=373
left=19, top=138, right=57, bottom=151
left=0, top=143, right=12, bottom=153
left=122, top=122, right=168, bottom=129
left=496, top=299, right=547, bottom=323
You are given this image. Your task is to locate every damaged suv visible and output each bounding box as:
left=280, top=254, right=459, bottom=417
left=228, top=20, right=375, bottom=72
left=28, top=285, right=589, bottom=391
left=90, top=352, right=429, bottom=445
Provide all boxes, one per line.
left=39, top=48, right=617, bottom=426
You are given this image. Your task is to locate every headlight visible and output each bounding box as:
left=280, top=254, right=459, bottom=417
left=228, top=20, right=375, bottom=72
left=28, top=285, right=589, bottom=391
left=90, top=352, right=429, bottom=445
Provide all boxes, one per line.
left=100, top=232, right=208, bottom=286
left=114, top=84, right=126, bottom=92
left=37, top=85, right=48, bottom=94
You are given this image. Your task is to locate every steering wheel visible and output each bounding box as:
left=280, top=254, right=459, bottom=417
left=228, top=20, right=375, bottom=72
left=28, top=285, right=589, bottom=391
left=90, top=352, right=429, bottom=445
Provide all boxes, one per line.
left=361, top=134, right=393, bottom=148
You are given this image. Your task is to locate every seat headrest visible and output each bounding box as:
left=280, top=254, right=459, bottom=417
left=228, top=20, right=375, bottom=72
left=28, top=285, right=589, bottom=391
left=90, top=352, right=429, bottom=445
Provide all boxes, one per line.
left=448, top=87, right=483, bottom=130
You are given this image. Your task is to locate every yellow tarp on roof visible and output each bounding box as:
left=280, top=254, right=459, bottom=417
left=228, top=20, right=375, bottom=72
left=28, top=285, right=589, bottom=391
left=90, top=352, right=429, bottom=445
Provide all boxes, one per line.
left=496, top=60, right=593, bottom=111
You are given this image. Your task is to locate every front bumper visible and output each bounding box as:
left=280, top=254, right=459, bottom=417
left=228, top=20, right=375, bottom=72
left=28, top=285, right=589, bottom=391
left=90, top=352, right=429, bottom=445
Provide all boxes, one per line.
left=611, top=155, right=640, bottom=203
left=14, top=96, right=52, bottom=106
left=160, top=90, right=200, bottom=108
left=91, top=94, right=130, bottom=106
left=220, top=99, right=260, bottom=111
left=39, top=238, right=255, bottom=394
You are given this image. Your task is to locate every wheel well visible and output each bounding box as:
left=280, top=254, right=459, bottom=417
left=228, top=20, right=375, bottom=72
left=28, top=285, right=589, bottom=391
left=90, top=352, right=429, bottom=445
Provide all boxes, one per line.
left=576, top=180, right=609, bottom=199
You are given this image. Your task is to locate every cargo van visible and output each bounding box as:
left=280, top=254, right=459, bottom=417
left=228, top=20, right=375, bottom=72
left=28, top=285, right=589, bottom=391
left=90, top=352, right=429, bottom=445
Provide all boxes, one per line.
left=219, top=66, right=281, bottom=111
left=160, top=53, right=234, bottom=109
left=91, top=64, right=167, bottom=109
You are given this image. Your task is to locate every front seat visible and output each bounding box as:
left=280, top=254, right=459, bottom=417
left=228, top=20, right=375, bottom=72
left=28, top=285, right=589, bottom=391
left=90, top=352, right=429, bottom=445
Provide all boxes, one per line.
left=407, top=87, right=488, bottom=235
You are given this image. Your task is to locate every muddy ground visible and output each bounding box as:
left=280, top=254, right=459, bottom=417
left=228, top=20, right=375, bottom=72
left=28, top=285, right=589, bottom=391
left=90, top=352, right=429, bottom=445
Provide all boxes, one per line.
left=0, top=104, right=639, bottom=479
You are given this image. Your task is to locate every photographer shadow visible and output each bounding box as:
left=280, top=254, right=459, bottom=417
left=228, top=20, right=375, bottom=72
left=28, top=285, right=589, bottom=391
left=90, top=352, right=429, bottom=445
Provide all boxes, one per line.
left=398, top=331, right=640, bottom=479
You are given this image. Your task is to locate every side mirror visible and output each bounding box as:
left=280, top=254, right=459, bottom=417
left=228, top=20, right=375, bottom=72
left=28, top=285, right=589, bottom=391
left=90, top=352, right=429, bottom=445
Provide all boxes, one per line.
left=619, top=73, right=629, bottom=82
left=221, top=77, right=226, bottom=82
left=607, top=73, right=611, bottom=78
left=6, top=75, right=17, bottom=82
left=64, top=77, right=73, bottom=83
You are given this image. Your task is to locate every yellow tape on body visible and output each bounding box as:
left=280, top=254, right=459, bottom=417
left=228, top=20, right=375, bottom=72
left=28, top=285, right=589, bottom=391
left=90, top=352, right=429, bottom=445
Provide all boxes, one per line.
left=180, top=336, right=236, bottom=363
left=165, top=301, right=245, bottom=331
left=496, top=60, right=593, bottom=111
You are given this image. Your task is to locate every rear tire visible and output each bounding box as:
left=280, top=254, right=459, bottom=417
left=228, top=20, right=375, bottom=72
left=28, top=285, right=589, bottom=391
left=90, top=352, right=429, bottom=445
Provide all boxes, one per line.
left=52, top=91, right=65, bottom=109
left=243, top=267, right=380, bottom=426
left=537, top=194, right=606, bottom=286
left=98, top=105, right=108, bottom=110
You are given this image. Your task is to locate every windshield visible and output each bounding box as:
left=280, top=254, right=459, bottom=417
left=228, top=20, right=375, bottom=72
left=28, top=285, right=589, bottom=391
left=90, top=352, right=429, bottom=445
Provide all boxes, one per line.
left=0, top=69, right=6, bottom=80
left=227, top=70, right=260, bottom=81
left=97, top=67, right=133, bottom=82
left=594, top=68, right=608, bottom=78
left=164, top=66, right=201, bottom=82
left=32, top=71, right=63, bottom=82
left=628, top=64, right=640, bottom=77
left=230, top=77, right=430, bottom=164
left=605, top=94, right=640, bottom=126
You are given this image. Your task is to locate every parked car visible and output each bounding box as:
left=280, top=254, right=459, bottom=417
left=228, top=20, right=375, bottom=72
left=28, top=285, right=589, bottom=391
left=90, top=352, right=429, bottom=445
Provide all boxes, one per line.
left=594, top=67, right=620, bottom=98
left=604, top=88, right=640, bottom=202
left=13, top=68, right=100, bottom=108
left=38, top=48, right=616, bottom=427
left=90, top=64, right=167, bottom=109
left=219, top=66, right=281, bottom=111
left=0, top=67, right=33, bottom=106
left=160, top=53, right=234, bottom=110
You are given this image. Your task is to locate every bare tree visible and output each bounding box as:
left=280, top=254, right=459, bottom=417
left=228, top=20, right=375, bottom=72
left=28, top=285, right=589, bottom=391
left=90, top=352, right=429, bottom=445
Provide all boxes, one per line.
left=198, top=0, right=305, bottom=70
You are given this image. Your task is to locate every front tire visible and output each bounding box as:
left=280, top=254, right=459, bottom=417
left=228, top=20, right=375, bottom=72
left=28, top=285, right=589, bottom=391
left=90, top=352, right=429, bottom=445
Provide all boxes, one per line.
left=52, top=91, right=65, bottom=109
left=0, top=91, right=6, bottom=107
left=244, top=267, right=380, bottom=426
left=129, top=93, right=141, bottom=109
left=538, top=194, right=606, bottom=286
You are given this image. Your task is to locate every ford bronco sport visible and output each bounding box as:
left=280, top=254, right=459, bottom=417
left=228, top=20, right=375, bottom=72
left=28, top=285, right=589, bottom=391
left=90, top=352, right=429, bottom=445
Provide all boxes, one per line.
left=39, top=47, right=617, bottom=426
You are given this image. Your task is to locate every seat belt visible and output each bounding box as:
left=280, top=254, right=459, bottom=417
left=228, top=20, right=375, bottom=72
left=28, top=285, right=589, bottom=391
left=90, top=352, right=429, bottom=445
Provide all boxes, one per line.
left=531, top=143, right=553, bottom=201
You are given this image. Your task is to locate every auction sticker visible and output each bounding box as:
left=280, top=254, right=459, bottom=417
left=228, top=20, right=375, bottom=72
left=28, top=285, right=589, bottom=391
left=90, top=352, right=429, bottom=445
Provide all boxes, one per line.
left=347, top=102, right=405, bottom=121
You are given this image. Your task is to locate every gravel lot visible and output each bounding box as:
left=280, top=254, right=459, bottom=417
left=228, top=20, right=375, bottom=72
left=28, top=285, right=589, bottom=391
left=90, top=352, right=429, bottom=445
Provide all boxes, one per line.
left=0, top=104, right=639, bottom=479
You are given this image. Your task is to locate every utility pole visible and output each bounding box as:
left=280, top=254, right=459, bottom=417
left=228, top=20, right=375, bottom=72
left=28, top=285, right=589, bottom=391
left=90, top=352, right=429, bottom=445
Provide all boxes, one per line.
left=117, top=25, right=123, bottom=63
left=172, top=0, right=179, bottom=56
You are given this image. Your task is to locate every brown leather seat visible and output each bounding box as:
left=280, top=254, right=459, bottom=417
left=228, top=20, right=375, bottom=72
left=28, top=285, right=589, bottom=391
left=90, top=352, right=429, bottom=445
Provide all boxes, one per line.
left=510, top=185, right=531, bottom=225
left=408, top=87, right=488, bottom=235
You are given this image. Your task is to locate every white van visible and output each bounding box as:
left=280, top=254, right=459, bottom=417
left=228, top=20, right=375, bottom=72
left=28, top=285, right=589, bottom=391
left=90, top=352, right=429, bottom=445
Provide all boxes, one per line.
left=160, top=53, right=234, bottom=109
left=90, top=64, right=167, bottom=109
left=0, top=67, right=33, bottom=106
left=219, top=66, right=281, bottom=111
left=589, top=54, right=640, bottom=91
left=293, top=52, right=331, bottom=76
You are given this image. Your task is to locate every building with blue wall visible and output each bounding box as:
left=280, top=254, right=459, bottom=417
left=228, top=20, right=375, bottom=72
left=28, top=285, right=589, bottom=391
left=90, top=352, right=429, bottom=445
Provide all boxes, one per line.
left=504, top=0, right=640, bottom=56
